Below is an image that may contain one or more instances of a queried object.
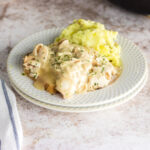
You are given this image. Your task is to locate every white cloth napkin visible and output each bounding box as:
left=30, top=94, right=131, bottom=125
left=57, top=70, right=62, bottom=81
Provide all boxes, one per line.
left=0, top=80, right=23, bottom=150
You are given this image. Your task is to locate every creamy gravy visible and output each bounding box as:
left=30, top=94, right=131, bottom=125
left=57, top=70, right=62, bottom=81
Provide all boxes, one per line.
left=34, top=61, right=57, bottom=92
left=23, top=40, right=120, bottom=99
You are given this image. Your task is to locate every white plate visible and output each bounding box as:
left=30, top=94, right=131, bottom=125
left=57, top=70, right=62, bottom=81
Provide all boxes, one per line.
left=7, top=28, right=147, bottom=107
left=11, top=71, right=148, bottom=112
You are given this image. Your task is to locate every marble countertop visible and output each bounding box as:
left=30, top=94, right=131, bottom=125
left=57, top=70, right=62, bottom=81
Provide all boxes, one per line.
left=0, top=0, right=150, bottom=149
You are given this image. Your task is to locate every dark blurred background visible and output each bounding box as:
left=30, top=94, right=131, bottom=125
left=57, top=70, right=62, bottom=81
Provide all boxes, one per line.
left=109, top=0, right=150, bottom=14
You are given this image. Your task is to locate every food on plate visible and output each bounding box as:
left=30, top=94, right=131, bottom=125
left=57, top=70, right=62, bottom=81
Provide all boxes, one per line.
left=56, top=19, right=121, bottom=67
left=23, top=19, right=121, bottom=99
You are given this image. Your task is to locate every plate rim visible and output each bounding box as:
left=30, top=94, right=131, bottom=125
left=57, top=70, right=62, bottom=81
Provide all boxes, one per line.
left=10, top=70, right=148, bottom=113
left=7, top=28, right=148, bottom=107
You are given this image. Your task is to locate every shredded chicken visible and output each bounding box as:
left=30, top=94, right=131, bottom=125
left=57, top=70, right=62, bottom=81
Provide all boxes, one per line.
left=23, top=40, right=119, bottom=99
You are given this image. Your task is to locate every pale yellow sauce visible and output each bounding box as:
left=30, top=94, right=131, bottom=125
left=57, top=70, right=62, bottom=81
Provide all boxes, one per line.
left=33, top=61, right=57, bottom=91
left=23, top=40, right=120, bottom=99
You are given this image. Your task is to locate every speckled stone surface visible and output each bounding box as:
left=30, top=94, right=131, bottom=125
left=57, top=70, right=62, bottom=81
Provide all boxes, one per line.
left=0, top=0, right=150, bottom=149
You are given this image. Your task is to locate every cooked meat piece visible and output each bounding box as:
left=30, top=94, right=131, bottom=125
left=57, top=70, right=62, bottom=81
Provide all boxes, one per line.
left=23, top=40, right=119, bottom=99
